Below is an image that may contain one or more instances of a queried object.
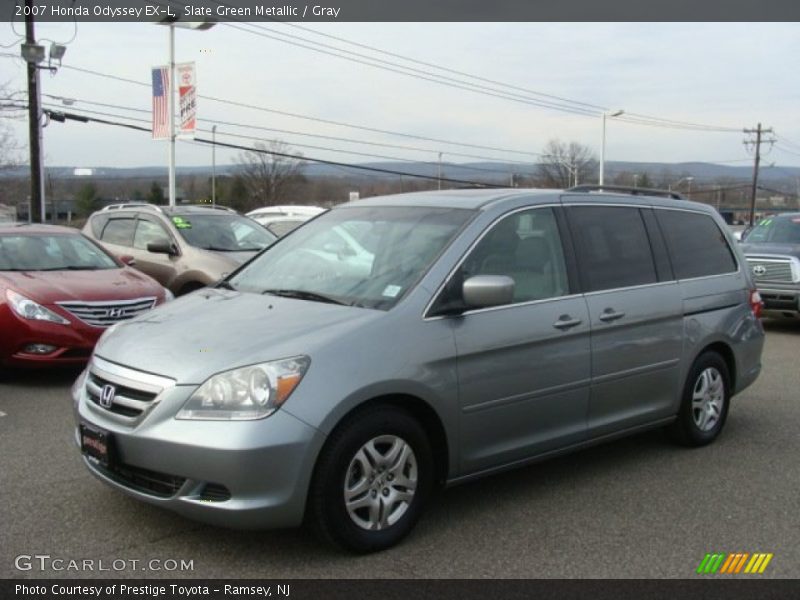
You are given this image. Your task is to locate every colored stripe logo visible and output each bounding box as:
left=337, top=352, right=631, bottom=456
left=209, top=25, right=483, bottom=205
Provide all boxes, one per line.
left=697, top=552, right=773, bottom=574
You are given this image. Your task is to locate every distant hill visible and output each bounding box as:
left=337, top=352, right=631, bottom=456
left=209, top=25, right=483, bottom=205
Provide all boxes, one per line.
left=1, top=160, right=798, bottom=184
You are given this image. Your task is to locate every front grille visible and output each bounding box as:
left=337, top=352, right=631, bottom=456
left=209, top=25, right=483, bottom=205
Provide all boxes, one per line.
left=86, top=371, right=158, bottom=418
left=95, top=461, right=186, bottom=498
left=199, top=483, right=232, bottom=502
left=57, top=296, right=157, bottom=328
left=746, top=258, right=794, bottom=283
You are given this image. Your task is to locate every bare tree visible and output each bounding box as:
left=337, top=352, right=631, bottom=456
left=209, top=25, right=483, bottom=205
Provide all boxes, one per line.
left=237, top=140, right=305, bottom=209
left=537, top=139, right=597, bottom=188
left=0, top=82, right=22, bottom=172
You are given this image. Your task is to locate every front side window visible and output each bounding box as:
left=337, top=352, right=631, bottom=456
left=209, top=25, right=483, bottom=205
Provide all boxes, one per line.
left=567, top=206, right=658, bottom=292
left=101, top=218, right=136, bottom=247
left=229, top=206, right=473, bottom=310
left=455, top=207, right=570, bottom=305
left=656, top=210, right=737, bottom=279
left=0, top=234, right=118, bottom=271
left=133, top=218, right=171, bottom=250
left=172, top=214, right=276, bottom=251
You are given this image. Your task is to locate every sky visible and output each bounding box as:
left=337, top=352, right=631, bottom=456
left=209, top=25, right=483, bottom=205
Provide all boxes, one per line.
left=1, top=21, right=799, bottom=172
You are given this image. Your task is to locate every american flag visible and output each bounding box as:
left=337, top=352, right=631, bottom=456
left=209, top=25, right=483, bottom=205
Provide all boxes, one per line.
left=151, top=67, right=170, bottom=140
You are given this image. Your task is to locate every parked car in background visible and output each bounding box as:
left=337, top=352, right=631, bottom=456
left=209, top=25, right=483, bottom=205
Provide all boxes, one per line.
left=73, top=188, right=763, bottom=552
left=0, top=223, right=170, bottom=369
left=740, top=212, right=800, bottom=318
left=247, top=205, right=326, bottom=237
left=83, top=204, right=277, bottom=296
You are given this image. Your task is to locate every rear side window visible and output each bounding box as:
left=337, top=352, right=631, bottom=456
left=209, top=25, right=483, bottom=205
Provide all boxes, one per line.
left=567, top=206, right=658, bottom=292
left=101, top=218, right=136, bottom=247
left=656, top=210, right=737, bottom=279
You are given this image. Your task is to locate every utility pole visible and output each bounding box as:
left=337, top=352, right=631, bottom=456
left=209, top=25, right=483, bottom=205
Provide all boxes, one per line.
left=743, top=123, right=775, bottom=226
left=25, top=1, right=44, bottom=223
left=437, top=152, right=442, bottom=190
left=211, top=125, right=217, bottom=207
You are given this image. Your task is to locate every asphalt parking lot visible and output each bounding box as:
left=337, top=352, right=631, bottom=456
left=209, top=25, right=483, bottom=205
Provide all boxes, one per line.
left=1, top=319, right=798, bottom=579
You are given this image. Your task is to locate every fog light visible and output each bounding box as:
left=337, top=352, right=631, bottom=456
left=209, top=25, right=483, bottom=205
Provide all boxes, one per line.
left=24, top=344, right=58, bottom=355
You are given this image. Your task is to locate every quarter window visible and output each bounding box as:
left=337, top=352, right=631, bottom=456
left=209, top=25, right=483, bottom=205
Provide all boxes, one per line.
left=567, top=206, right=658, bottom=292
left=656, top=210, right=737, bottom=279
left=458, top=207, right=569, bottom=304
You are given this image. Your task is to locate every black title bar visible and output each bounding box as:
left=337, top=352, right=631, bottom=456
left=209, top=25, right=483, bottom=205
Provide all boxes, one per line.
left=2, top=0, right=800, bottom=23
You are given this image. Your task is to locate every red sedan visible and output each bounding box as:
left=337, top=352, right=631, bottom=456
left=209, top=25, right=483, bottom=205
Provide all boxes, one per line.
left=0, top=223, right=171, bottom=368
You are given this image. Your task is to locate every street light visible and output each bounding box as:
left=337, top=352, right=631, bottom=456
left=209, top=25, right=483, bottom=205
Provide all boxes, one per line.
left=156, top=19, right=216, bottom=207
left=599, top=109, right=624, bottom=186
left=669, top=176, right=694, bottom=198
left=20, top=39, right=66, bottom=223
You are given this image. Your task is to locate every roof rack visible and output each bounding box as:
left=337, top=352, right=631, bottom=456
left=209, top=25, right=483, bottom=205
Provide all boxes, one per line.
left=101, top=203, right=164, bottom=212
left=181, top=204, right=237, bottom=213
left=567, top=184, right=685, bottom=201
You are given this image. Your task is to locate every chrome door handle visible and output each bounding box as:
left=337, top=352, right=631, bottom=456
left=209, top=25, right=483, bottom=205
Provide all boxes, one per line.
left=599, top=309, right=626, bottom=322
left=553, top=316, right=582, bottom=330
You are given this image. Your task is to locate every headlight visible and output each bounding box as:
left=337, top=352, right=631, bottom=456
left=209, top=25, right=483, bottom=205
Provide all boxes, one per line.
left=163, top=288, right=175, bottom=302
left=176, top=356, right=310, bottom=421
left=6, top=289, right=70, bottom=325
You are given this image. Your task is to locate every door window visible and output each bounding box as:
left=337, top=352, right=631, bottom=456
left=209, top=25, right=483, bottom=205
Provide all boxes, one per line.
left=133, top=218, right=171, bottom=250
left=100, top=218, right=136, bottom=247
left=458, top=207, right=569, bottom=305
left=567, top=206, right=658, bottom=292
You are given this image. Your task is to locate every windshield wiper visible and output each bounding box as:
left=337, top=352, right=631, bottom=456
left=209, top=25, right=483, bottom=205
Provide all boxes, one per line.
left=261, top=289, right=347, bottom=305
left=216, top=280, right=236, bottom=290
left=200, top=246, right=237, bottom=252
left=31, top=266, right=104, bottom=271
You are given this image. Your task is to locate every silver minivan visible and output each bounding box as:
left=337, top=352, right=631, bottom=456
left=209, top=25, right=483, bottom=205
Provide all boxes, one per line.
left=72, top=188, right=765, bottom=552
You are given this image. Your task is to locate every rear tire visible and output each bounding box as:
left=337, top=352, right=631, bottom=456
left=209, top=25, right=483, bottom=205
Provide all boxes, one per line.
left=668, top=351, right=731, bottom=447
left=307, top=405, right=433, bottom=553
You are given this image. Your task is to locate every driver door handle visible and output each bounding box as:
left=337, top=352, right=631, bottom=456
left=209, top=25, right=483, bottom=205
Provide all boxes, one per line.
left=599, top=309, right=626, bottom=323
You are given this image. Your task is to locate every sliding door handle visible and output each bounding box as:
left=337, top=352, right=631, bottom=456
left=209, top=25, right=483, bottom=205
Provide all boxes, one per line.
left=553, top=316, right=582, bottom=330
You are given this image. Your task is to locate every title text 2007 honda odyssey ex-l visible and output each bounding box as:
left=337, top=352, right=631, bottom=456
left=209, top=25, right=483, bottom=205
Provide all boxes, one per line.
left=72, top=187, right=764, bottom=552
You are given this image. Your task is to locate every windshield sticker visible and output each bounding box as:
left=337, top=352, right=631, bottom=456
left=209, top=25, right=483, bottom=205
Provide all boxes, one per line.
left=382, top=285, right=402, bottom=298
left=172, top=216, right=192, bottom=229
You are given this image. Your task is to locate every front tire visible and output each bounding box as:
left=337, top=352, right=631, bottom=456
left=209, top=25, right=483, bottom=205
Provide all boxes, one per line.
left=669, top=351, right=731, bottom=447
left=307, top=405, right=433, bottom=553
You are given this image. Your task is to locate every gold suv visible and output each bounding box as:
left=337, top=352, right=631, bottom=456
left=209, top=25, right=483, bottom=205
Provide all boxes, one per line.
left=83, top=204, right=276, bottom=295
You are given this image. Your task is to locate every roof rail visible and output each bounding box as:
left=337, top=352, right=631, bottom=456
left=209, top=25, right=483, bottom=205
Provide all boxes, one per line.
left=182, top=204, right=237, bottom=213
left=101, top=203, right=163, bottom=212
left=567, top=184, right=685, bottom=200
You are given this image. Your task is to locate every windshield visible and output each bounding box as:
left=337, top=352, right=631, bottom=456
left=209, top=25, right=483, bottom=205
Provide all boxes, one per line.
left=228, top=206, right=474, bottom=310
left=745, top=216, right=800, bottom=244
left=171, top=214, right=276, bottom=251
left=0, top=233, right=119, bottom=271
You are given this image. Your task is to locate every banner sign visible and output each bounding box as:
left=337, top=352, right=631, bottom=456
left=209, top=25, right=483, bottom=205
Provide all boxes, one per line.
left=177, top=62, right=197, bottom=138
left=150, top=65, right=169, bottom=140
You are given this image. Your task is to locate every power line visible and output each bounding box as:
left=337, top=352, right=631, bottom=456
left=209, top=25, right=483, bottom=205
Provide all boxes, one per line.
left=40, top=107, right=507, bottom=188
left=39, top=101, right=527, bottom=177
left=192, top=0, right=741, bottom=132
left=41, top=94, right=537, bottom=166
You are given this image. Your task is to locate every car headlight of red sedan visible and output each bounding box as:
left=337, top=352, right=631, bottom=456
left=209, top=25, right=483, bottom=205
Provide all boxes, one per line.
left=6, top=289, right=70, bottom=325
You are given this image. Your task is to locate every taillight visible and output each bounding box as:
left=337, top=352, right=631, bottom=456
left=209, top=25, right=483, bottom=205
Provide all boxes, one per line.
left=749, top=289, right=763, bottom=319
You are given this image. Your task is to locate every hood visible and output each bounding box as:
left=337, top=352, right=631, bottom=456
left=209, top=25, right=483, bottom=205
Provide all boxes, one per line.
left=0, top=268, right=164, bottom=305
left=740, top=242, right=800, bottom=259
left=94, top=288, right=383, bottom=384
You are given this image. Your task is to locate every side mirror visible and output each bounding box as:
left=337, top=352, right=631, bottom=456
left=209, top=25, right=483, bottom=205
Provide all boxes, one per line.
left=463, top=275, right=515, bottom=308
left=118, top=255, right=136, bottom=267
left=147, top=241, right=177, bottom=256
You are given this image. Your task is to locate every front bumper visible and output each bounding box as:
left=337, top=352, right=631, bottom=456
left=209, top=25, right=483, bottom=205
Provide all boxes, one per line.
left=73, top=369, right=325, bottom=530
left=758, top=286, right=800, bottom=318
left=0, top=305, right=98, bottom=367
